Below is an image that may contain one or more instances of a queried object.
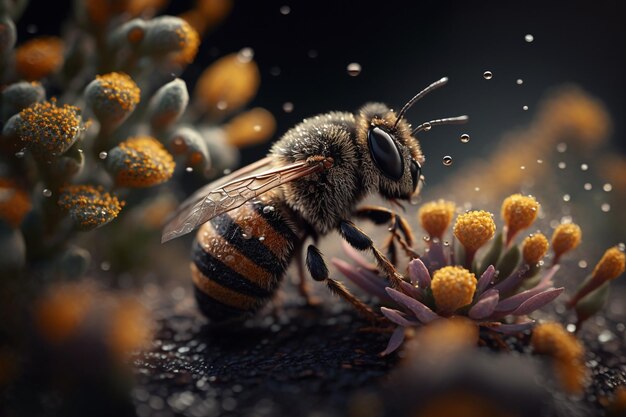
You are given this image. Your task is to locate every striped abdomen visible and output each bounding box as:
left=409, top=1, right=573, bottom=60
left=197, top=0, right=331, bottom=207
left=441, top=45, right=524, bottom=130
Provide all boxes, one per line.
left=191, top=197, right=301, bottom=322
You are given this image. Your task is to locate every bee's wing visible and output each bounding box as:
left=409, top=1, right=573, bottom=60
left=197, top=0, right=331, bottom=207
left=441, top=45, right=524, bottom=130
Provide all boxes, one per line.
left=161, top=157, right=324, bottom=243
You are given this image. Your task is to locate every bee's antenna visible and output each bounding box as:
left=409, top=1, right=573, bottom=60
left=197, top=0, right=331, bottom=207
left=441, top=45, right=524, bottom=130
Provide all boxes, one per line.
left=393, top=77, right=449, bottom=129
left=412, top=115, right=469, bottom=135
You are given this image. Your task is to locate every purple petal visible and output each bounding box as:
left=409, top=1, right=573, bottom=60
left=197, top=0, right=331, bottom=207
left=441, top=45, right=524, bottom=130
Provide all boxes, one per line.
left=380, top=307, right=418, bottom=327
left=511, top=287, right=565, bottom=316
left=341, top=241, right=377, bottom=271
left=427, top=241, right=447, bottom=271
left=484, top=321, right=536, bottom=334
left=408, top=258, right=431, bottom=288
left=495, top=287, right=545, bottom=313
left=332, top=259, right=393, bottom=304
left=399, top=280, right=422, bottom=300
left=380, top=327, right=405, bottom=356
left=469, top=289, right=499, bottom=320
left=492, top=264, right=530, bottom=294
left=385, top=288, right=440, bottom=323
left=476, top=265, right=496, bottom=296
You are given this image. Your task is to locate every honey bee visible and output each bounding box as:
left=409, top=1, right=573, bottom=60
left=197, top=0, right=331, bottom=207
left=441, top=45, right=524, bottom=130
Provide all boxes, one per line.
left=162, top=77, right=467, bottom=323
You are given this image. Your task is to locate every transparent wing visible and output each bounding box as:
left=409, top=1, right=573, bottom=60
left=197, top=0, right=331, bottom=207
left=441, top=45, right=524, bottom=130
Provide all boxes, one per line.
left=162, top=157, right=326, bottom=243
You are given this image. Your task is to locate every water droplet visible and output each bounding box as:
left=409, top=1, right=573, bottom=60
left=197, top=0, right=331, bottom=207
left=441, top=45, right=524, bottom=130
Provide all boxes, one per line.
left=474, top=187, right=480, bottom=191
left=15, top=149, right=25, bottom=158
left=307, top=49, right=318, bottom=59
left=99, top=151, right=108, bottom=159
left=185, top=167, right=193, bottom=172
left=216, top=100, right=228, bottom=110
left=423, top=236, right=430, bottom=242
left=282, top=102, right=294, bottom=113
left=262, top=205, right=275, bottom=214
left=42, top=189, right=52, bottom=197
left=601, top=203, right=611, bottom=212
left=578, top=260, right=588, bottom=268
left=483, top=71, right=493, bottom=80
left=223, top=168, right=232, bottom=175
left=100, top=261, right=111, bottom=271
left=603, top=183, right=612, bottom=192
left=536, top=159, right=543, bottom=164
left=253, top=125, right=261, bottom=132
left=556, top=142, right=567, bottom=153
left=422, top=122, right=432, bottom=131
left=237, top=47, right=254, bottom=63
left=580, top=163, right=588, bottom=171
left=442, top=155, right=453, bottom=166
left=566, top=323, right=576, bottom=332
left=347, top=63, right=362, bottom=77
left=279, top=5, right=291, bottom=15
left=258, top=236, right=265, bottom=241
left=562, top=194, right=570, bottom=202
left=460, top=133, right=470, bottom=143
left=525, top=34, right=534, bottom=43
left=443, top=241, right=450, bottom=247
left=558, top=162, right=566, bottom=169
left=522, top=105, right=529, bottom=111
left=617, top=242, right=625, bottom=252
left=516, top=79, right=524, bottom=85
left=584, top=183, right=592, bottom=190
left=520, top=165, right=526, bottom=170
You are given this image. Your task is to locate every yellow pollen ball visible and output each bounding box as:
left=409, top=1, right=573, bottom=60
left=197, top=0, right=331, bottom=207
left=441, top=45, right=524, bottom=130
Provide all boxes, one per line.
left=591, top=246, right=625, bottom=282
left=430, top=266, right=477, bottom=313
left=522, top=233, right=549, bottom=265
left=17, top=100, right=82, bottom=155
left=551, top=223, right=582, bottom=258
left=453, top=210, right=496, bottom=252
left=172, top=20, right=200, bottom=65
left=418, top=199, right=456, bottom=239
left=109, top=136, right=175, bottom=188
left=501, top=193, right=539, bottom=234
left=15, top=37, right=64, bottom=81
left=94, top=72, right=141, bottom=111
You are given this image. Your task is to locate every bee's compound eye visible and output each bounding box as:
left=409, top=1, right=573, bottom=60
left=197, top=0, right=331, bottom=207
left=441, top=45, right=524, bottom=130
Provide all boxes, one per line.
left=368, top=127, right=403, bottom=180
left=410, top=159, right=421, bottom=191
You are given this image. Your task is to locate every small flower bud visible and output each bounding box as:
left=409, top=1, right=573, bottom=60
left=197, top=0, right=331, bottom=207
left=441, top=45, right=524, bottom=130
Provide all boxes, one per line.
left=418, top=199, right=456, bottom=239
left=168, top=127, right=210, bottom=169
left=148, top=78, right=189, bottom=130
left=551, top=223, right=582, bottom=263
left=522, top=233, right=549, bottom=265
left=1, top=81, right=46, bottom=121
left=15, top=37, right=64, bottom=81
left=224, top=107, right=276, bottom=147
left=591, top=246, right=625, bottom=283
left=431, top=266, right=477, bottom=313
left=194, top=51, right=260, bottom=116
left=501, top=194, right=539, bottom=244
left=85, top=72, right=140, bottom=129
left=58, top=185, right=125, bottom=231
left=142, top=16, right=199, bottom=64
left=106, top=136, right=175, bottom=188
left=453, top=210, right=496, bottom=253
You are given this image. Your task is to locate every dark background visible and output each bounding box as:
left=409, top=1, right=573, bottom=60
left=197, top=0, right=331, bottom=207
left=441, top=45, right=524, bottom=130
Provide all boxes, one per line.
left=18, top=0, right=626, bottom=187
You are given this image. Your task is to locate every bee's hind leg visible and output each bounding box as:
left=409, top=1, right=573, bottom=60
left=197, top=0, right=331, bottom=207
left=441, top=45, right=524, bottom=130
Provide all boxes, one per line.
left=353, top=206, right=419, bottom=260
left=305, top=244, right=380, bottom=322
left=294, top=244, right=321, bottom=306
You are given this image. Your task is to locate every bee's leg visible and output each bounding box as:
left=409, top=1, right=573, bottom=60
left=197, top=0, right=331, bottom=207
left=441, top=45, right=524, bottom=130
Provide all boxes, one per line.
left=295, top=245, right=321, bottom=306
left=306, top=244, right=379, bottom=322
left=353, top=206, right=418, bottom=259
left=339, top=220, right=405, bottom=288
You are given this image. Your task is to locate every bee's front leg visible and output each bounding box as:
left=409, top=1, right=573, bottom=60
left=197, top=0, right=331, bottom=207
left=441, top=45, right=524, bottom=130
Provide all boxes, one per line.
left=305, top=245, right=379, bottom=322
left=353, top=206, right=418, bottom=260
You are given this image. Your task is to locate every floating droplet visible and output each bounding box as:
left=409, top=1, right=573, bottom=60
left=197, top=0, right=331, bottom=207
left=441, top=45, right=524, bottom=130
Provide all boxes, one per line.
left=307, top=49, right=318, bottom=58
left=536, top=159, right=543, bottom=164
left=522, top=105, right=528, bottom=111
left=562, top=194, right=570, bottom=202
left=42, top=188, right=52, bottom=197
left=580, top=163, right=588, bottom=171
left=15, top=149, right=25, bottom=158
left=558, top=162, right=566, bottom=169
left=460, top=133, right=470, bottom=143
left=423, top=236, right=430, bottom=242
left=556, top=142, right=567, bottom=153
left=270, top=66, right=281, bottom=76
left=253, top=125, right=261, bottom=132
left=578, top=260, right=588, bottom=268
left=258, top=236, right=265, bottom=241
left=185, top=167, right=193, bottom=172
left=99, top=151, right=108, bottom=159
left=516, top=79, right=524, bottom=85
left=100, top=261, right=111, bottom=271
left=601, top=203, right=611, bottom=212
left=442, top=155, right=453, bottom=166
left=279, top=5, right=291, bottom=15
left=237, top=47, right=254, bottom=63
left=525, top=34, right=534, bottom=43
left=603, top=183, right=613, bottom=192
left=282, top=102, right=294, bottom=113
left=262, top=205, right=275, bottom=214
left=483, top=71, right=493, bottom=80
left=347, top=63, right=362, bottom=77
left=422, top=122, right=432, bottom=131
left=584, top=183, right=592, bottom=190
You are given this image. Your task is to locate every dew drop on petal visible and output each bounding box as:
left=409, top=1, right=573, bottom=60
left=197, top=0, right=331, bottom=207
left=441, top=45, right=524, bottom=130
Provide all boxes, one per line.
left=442, top=155, right=453, bottom=166
left=460, top=133, right=470, bottom=143
left=516, top=79, right=524, bottom=85
left=525, top=34, right=534, bottom=43
left=42, top=189, right=52, bottom=197
left=99, top=151, right=108, bottom=160
left=483, top=71, right=493, bottom=80
left=282, top=102, right=294, bottom=113
left=618, top=242, right=625, bottom=252
left=347, top=63, right=362, bottom=77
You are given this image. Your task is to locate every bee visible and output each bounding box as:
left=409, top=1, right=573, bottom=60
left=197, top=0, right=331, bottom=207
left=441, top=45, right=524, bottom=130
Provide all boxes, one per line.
left=162, top=77, right=467, bottom=323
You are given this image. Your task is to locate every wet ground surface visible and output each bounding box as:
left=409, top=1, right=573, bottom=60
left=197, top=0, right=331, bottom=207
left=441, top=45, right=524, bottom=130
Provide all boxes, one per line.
left=131, top=282, right=626, bottom=417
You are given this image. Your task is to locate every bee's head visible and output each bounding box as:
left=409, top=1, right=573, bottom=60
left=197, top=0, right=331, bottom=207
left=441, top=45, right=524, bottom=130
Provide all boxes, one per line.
left=356, top=102, right=424, bottom=200
left=356, top=77, right=467, bottom=201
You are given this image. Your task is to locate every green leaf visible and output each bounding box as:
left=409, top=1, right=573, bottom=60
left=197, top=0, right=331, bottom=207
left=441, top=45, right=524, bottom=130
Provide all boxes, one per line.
left=575, top=282, right=610, bottom=327
left=480, top=231, right=503, bottom=274
left=496, top=245, right=521, bottom=284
